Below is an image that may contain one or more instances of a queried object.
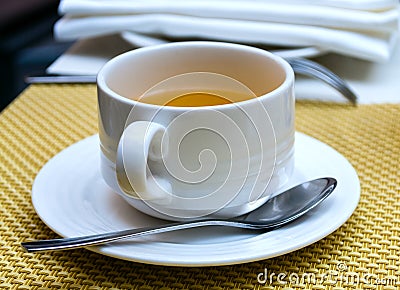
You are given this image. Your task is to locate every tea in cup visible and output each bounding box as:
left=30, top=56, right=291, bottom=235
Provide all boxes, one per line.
left=97, top=41, right=295, bottom=221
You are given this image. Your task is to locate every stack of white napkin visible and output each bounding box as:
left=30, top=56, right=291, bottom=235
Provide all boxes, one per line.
left=55, top=0, right=399, bottom=62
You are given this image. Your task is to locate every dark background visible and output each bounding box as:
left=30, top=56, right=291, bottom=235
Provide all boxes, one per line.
left=0, top=0, right=72, bottom=112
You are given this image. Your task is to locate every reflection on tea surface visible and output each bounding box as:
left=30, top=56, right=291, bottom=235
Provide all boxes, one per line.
left=135, top=90, right=256, bottom=107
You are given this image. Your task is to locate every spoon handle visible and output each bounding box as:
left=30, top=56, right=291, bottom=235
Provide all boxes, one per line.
left=21, top=219, right=259, bottom=253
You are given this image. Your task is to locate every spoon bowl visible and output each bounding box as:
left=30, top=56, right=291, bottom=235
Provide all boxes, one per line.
left=21, top=177, right=336, bottom=252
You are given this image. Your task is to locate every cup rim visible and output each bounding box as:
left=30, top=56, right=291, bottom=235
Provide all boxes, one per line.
left=97, top=41, right=294, bottom=111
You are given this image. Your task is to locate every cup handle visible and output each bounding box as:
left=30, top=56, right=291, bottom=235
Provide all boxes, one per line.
left=116, top=121, right=169, bottom=200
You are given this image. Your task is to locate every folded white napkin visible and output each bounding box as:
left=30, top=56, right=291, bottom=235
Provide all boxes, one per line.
left=55, top=0, right=399, bottom=62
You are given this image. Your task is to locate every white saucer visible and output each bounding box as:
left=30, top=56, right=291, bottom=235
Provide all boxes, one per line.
left=120, top=31, right=327, bottom=59
left=31, top=132, right=359, bottom=266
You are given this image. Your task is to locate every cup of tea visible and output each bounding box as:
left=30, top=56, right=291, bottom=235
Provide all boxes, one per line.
left=97, top=41, right=295, bottom=221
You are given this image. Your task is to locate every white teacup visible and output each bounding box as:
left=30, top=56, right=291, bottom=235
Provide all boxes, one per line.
left=97, top=41, right=295, bottom=221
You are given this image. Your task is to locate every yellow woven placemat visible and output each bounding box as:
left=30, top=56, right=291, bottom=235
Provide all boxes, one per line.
left=0, top=84, right=399, bottom=289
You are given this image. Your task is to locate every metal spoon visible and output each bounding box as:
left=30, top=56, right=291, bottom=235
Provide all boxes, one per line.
left=21, top=177, right=336, bottom=253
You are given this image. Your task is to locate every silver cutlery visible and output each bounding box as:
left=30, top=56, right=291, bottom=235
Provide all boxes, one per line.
left=21, top=177, right=336, bottom=252
left=24, top=75, right=96, bottom=84
left=25, top=58, right=357, bottom=104
left=287, top=58, right=357, bottom=104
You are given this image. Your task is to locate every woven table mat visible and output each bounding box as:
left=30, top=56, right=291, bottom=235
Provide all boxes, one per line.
left=0, top=84, right=399, bottom=290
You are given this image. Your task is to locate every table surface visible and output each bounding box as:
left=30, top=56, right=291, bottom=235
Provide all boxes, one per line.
left=0, top=84, right=399, bottom=289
